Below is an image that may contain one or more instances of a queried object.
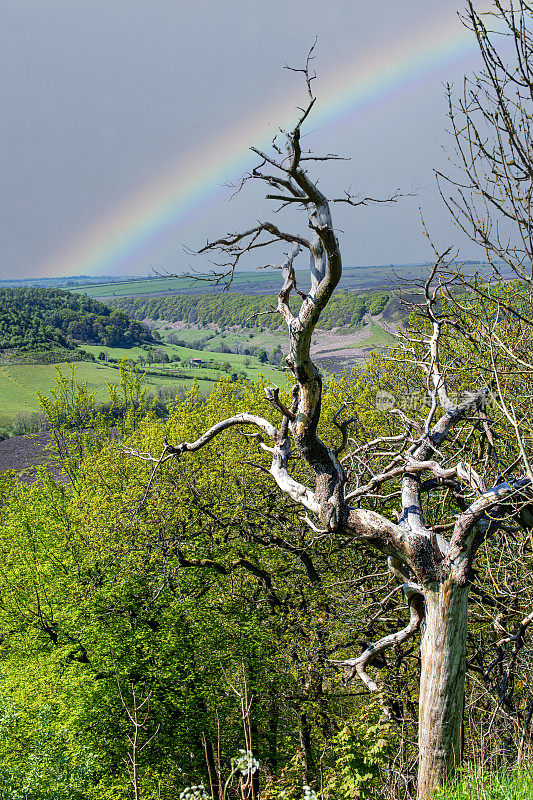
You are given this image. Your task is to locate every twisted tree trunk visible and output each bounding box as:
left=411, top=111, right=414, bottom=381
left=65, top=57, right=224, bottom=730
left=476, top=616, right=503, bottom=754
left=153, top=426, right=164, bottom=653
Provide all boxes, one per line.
left=417, top=579, right=469, bottom=800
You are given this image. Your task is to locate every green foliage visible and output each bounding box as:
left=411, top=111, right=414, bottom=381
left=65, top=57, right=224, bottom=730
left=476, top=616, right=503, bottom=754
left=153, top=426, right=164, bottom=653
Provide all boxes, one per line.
left=432, top=767, right=533, bottom=800
left=107, top=290, right=391, bottom=332
left=37, top=364, right=97, bottom=430
left=36, top=361, right=152, bottom=485
left=105, top=359, right=151, bottom=431
left=0, top=303, right=69, bottom=352
left=0, top=365, right=401, bottom=798
left=323, top=709, right=391, bottom=799
left=260, top=752, right=308, bottom=800
left=2, top=337, right=531, bottom=799
left=0, top=287, right=152, bottom=353
left=0, top=691, right=96, bottom=799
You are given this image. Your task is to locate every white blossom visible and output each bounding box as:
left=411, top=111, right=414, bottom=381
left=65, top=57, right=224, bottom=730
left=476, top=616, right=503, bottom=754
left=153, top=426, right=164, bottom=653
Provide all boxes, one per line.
left=178, top=783, right=210, bottom=800
left=232, top=749, right=259, bottom=774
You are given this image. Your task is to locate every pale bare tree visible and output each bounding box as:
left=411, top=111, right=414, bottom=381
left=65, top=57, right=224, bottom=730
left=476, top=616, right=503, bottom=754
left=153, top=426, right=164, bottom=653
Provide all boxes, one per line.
left=125, top=49, right=533, bottom=799
left=436, top=0, right=533, bottom=462
left=116, top=676, right=161, bottom=800
left=438, top=0, right=533, bottom=281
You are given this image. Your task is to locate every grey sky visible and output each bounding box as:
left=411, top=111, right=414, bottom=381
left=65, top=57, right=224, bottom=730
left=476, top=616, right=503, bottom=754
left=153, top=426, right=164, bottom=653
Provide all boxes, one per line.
left=1, top=1, right=489, bottom=279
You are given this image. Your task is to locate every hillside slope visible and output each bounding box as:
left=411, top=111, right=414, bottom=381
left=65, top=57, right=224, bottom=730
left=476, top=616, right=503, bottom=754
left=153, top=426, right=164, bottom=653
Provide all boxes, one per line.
left=0, top=288, right=153, bottom=352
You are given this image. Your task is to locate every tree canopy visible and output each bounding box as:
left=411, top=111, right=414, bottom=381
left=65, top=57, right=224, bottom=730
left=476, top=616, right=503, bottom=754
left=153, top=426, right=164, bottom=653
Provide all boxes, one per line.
left=107, top=291, right=390, bottom=332
left=0, top=288, right=153, bottom=352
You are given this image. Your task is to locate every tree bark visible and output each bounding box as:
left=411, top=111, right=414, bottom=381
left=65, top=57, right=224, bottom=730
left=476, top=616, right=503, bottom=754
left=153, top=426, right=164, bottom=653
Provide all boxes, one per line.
left=417, top=579, right=469, bottom=800
left=299, top=709, right=313, bottom=785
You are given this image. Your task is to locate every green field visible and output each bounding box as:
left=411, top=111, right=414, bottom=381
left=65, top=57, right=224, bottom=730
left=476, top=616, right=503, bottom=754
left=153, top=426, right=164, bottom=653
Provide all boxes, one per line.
left=62, top=271, right=304, bottom=299
left=0, top=338, right=284, bottom=426
left=357, top=320, right=397, bottom=349
left=60, top=264, right=438, bottom=300
left=66, top=276, right=203, bottom=299
left=81, top=340, right=283, bottom=382
left=0, top=360, right=282, bottom=425
left=159, top=324, right=288, bottom=352
left=0, top=362, right=127, bottom=422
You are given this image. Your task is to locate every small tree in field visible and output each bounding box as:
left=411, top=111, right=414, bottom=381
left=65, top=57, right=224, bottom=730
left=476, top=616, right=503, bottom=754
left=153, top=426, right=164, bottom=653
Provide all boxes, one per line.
left=127, top=43, right=533, bottom=799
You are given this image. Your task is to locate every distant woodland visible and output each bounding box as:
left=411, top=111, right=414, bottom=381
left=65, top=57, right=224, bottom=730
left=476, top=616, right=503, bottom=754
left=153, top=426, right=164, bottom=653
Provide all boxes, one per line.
left=109, top=289, right=391, bottom=330
left=0, top=288, right=153, bottom=352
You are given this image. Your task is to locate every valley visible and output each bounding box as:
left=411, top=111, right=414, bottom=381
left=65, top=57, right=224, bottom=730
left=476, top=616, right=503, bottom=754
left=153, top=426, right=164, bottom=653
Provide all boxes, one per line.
left=0, top=280, right=401, bottom=432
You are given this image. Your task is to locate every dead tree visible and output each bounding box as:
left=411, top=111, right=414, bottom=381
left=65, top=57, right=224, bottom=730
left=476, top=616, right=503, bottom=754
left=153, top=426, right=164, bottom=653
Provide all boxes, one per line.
left=128, top=52, right=531, bottom=799
left=115, top=677, right=160, bottom=800
left=437, top=0, right=533, bottom=282
left=434, top=1, right=533, bottom=486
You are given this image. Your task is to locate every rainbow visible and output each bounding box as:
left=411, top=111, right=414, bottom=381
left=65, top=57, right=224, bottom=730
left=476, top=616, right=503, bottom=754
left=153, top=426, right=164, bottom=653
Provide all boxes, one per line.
left=41, top=10, right=478, bottom=278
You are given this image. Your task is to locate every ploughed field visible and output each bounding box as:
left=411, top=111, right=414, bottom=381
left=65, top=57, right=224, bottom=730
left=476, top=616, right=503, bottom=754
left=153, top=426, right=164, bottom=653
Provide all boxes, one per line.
left=0, top=431, right=66, bottom=483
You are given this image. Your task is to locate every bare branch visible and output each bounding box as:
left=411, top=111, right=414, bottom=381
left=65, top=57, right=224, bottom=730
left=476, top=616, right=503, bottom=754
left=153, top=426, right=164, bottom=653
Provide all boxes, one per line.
left=330, top=186, right=415, bottom=207
left=265, top=386, right=296, bottom=421
left=284, top=38, right=318, bottom=99
left=331, top=586, right=424, bottom=693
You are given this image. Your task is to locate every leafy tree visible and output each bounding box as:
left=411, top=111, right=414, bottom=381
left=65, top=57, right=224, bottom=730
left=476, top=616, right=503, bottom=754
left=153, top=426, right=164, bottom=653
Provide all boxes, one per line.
left=268, top=345, right=283, bottom=366
left=0, top=364, right=421, bottom=799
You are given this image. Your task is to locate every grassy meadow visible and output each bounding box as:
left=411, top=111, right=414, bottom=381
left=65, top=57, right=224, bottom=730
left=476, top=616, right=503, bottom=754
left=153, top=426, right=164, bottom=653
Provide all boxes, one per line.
left=0, top=333, right=285, bottom=426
